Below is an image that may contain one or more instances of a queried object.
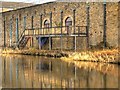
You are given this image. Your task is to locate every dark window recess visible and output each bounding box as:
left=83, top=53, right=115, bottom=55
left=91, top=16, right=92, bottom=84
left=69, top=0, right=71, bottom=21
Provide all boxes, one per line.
left=65, top=17, right=72, bottom=35
left=44, top=20, right=50, bottom=28
left=65, top=17, right=72, bottom=26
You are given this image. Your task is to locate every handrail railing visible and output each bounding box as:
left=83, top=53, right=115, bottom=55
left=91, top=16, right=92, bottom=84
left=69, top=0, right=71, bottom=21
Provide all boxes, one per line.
left=25, top=25, right=87, bottom=36
left=25, top=25, right=87, bottom=30
left=15, top=25, right=88, bottom=48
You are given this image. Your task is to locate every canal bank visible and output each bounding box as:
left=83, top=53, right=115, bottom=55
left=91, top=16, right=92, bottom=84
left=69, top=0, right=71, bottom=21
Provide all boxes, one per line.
left=0, top=48, right=119, bottom=64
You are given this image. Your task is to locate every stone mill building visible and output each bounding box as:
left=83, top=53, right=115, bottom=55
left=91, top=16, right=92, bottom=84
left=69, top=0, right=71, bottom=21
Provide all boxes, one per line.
left=0, top=1, right=119, bottom=51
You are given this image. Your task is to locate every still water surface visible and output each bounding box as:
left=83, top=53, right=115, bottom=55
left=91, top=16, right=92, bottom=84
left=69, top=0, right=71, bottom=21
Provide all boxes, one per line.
left=1, top=55, right=119, bottom=88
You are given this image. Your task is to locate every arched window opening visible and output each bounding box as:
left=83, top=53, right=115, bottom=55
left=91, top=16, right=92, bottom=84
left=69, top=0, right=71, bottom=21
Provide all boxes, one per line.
left=65, top=17, right=72, bottom=26
left=44, top=19, right=49, bottom=28
left=65, top=17, right=72, bottom=35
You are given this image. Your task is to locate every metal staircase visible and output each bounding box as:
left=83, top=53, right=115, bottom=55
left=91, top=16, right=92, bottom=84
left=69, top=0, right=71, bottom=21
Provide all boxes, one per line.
left=15, top=25, right=88, bottom=49
left=16, top=30, right=30, bottom=49
left=18, top=36, right=30, bottom=49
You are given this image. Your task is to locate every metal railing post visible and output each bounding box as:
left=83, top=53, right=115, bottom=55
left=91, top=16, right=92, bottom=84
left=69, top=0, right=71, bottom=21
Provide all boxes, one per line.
left=49, top=36, right=51, bottom=50
left=74, top=36, right=76, bottom=51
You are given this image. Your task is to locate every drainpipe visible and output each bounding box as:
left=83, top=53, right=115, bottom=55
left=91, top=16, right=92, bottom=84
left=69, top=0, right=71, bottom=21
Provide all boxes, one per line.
left=103, top=1, right=107, bottom=48
left=10, top=18, right=12, bottom=47
left=4, top=16, right=6, bottom=47
left=40, top=14, right=43, bottom=29
left=49, top=12, right=52, bottom=50
left=50, top=12, right=52, bottom=28
left=31, top=16, right=34, bottom=34
left=60, top=10, right=63, bottom=51
left=31, top=16, right=34, bottom=47
left=24, top=16, right=26, bottom=32
left=39, top=14, right=43, bottom=50
left=16, top=17, right=19, bottom=43
left=73, top=9, right=76, bottom=34
left=86, top=2, right=90, bottom=49
left=73, top=9, right=76, bottom=51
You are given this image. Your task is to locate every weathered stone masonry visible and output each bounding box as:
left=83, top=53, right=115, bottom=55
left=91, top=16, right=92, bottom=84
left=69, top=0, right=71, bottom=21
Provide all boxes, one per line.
left=0, top=2, right=119, bottom=50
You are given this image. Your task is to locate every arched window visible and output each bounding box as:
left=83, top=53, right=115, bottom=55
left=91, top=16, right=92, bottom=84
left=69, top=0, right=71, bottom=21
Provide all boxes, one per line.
left=65, top=17, right=72, bottom=26
left=65, top=17, right=72, bottom=35
left=44, top=19, right=49, bottom=28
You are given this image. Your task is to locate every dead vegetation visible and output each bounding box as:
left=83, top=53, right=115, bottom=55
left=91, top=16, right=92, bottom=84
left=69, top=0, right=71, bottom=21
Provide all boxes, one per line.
left=0, top=48, right=119, bottom=64
left=61, top=49, right=119, bottom=64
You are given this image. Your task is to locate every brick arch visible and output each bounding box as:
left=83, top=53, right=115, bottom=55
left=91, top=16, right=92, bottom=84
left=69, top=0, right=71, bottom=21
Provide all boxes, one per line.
left=63, top=15, right=73, bottom=26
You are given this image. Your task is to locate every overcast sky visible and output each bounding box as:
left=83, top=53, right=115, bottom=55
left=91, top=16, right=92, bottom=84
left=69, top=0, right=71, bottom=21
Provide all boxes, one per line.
left=0, top=0, right=56, bottom=4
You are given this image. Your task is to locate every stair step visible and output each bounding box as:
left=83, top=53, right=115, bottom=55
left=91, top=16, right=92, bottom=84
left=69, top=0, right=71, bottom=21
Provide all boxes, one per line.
left=18, top=36, right=30, bottom=49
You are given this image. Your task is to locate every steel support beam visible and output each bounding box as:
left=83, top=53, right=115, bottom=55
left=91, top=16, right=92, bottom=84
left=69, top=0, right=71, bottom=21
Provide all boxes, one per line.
left=49, top=36, right=51, bottom=50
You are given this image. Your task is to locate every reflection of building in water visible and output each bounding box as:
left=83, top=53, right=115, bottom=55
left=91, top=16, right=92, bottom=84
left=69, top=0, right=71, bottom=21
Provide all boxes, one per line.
left=2, top=55, right=119, bottom=88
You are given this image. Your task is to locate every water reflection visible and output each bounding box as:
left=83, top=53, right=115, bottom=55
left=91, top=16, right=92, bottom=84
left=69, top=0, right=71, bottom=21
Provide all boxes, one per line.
left=36, top=61, right=52, bottom=71
left=1, top=55, right=119, bottom=88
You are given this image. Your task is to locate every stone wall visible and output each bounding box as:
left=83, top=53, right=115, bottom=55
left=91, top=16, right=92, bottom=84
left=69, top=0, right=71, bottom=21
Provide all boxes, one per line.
left=1, top=2, right=119, bottom=50
left=106, top=2, right=118, bottom=47
left=118, top=2, right=120, bottom=48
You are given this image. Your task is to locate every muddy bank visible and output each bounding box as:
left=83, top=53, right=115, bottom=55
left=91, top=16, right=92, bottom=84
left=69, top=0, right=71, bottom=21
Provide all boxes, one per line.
left=0, top=48, right=119, bottom=64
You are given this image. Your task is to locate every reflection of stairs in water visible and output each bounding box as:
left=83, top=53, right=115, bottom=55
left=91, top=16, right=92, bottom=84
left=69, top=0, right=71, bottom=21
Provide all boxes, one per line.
left=18, top=36, right=30, bottom=49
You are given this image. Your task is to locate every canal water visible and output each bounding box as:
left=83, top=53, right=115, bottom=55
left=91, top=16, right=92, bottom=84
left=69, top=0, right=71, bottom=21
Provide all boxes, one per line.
left=1, top=55, right=119, bottom=88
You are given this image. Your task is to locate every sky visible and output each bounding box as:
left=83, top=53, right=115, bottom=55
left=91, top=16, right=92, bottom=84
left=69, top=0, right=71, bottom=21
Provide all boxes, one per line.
left=0, top=0, right=56, bottom=4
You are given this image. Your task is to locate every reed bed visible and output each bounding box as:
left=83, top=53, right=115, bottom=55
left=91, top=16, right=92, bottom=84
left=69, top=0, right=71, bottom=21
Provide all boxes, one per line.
left=61, top=49, right=119, bottom=64
left=0, top=48, right=119, bottom=64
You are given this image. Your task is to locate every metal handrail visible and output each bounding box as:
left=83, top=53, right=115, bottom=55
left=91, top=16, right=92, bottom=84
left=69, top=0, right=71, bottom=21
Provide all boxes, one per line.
left=25, top=25, right=87, bottom=30
left=16, top=25, right=88, bottom=48
left=25, top=25, right=87, bottom=36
